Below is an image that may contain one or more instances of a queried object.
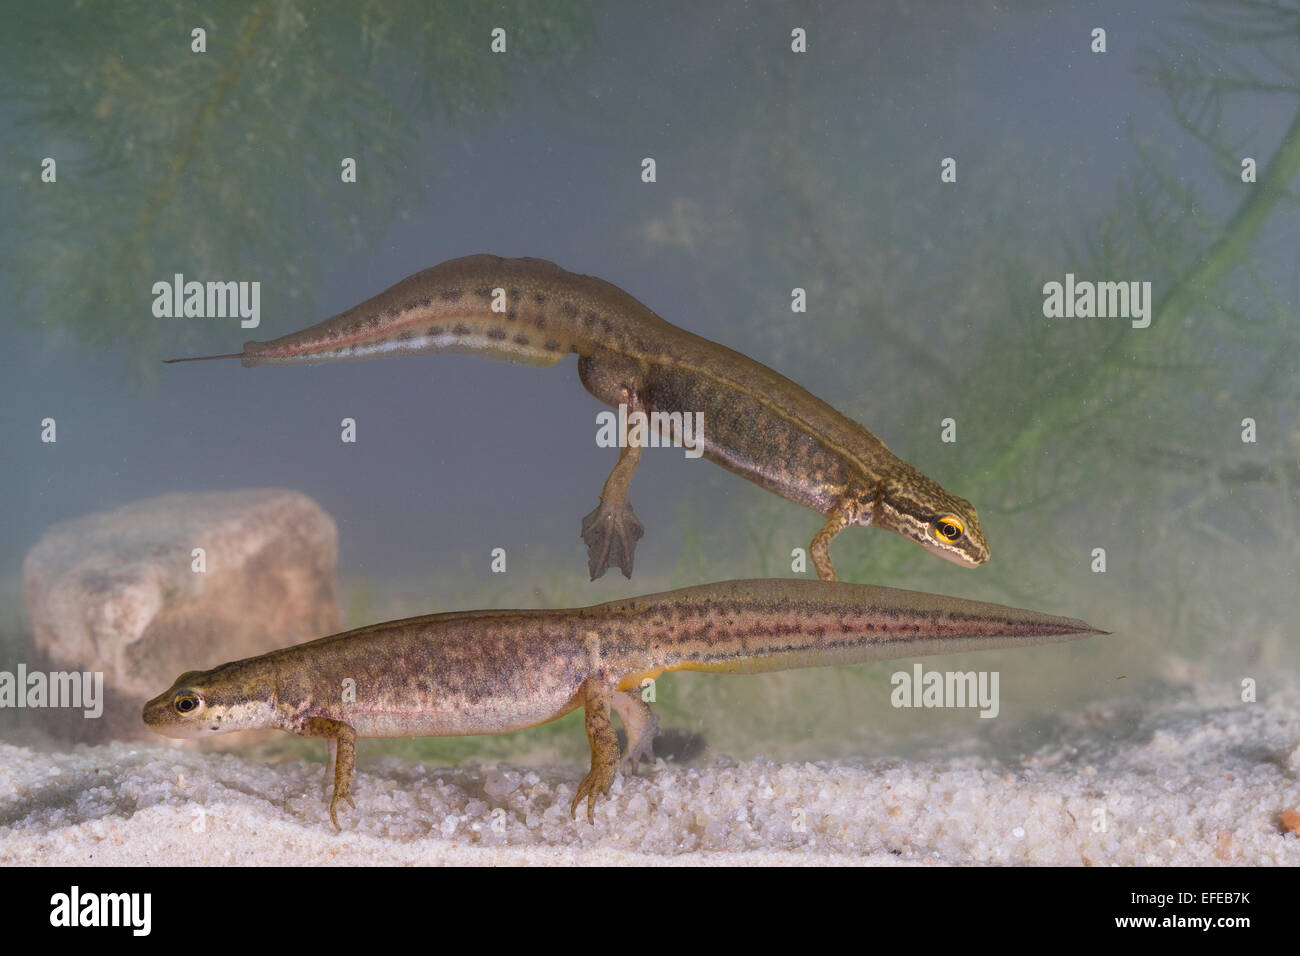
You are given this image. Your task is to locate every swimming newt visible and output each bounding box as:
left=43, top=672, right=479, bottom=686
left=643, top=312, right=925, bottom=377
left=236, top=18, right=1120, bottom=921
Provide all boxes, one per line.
left=142, top=578, right=1103, bottom=828
left=167, top=255, right=990, bottom=581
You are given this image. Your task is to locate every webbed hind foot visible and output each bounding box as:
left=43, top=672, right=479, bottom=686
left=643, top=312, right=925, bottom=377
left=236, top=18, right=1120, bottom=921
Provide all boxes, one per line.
left=581, top=500, right=645, bottom=580
left=572, top=686, right=621, bottom=823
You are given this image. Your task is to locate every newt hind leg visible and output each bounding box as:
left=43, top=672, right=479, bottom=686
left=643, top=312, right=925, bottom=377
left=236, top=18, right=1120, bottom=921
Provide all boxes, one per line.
left=611, top=689, right=660, bottom=772
left=579, top=359, right=648, bottom=579
left=581, top=459, right=644, bottom=580
left=571, top=685, right=621, bottom=823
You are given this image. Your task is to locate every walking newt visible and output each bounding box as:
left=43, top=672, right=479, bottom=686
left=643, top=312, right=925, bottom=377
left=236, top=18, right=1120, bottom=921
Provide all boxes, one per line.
left=167, top=255, right=990, bottom=581
left=142, top=578, right=1103, bottom=828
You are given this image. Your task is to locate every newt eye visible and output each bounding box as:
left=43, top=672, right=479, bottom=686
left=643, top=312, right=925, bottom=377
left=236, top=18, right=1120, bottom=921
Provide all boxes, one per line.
left=174, top=692, right=203, bottom=715
left=933, top=516, right=964, bottom=542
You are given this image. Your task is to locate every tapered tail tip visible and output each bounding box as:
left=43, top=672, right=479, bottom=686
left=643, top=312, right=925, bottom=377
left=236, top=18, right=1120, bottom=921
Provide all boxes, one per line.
left=162, top=352, right=246, bottom=364
left=1070, top=620, right=1110, bottom=637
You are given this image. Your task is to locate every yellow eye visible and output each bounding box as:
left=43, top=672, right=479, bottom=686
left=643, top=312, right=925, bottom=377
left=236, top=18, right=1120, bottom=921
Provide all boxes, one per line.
left=933, top=516, right=964, bottom=542
left=174, top=692, right=202, bottom=715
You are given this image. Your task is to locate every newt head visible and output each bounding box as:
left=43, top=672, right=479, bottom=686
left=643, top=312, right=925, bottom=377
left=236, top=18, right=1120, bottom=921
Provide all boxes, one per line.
left=143, top=663, right=278, bottom=738
left=876, top=466, right=990, bottom=568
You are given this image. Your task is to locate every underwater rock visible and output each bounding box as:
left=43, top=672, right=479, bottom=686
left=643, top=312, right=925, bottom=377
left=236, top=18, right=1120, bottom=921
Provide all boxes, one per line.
left=22, top=489, right=341, bottom=740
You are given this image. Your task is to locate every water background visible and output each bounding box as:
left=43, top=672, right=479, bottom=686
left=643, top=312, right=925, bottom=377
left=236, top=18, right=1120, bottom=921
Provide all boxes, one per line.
left=1, top=1, right=1296, bottom=766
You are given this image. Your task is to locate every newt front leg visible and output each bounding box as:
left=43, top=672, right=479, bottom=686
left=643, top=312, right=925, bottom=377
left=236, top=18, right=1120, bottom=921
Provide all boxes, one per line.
left=302, top=715, right=357, bottom=830
left=810, top=512, right=848, bottom=581
left=809, top=484, right=876, bottom=581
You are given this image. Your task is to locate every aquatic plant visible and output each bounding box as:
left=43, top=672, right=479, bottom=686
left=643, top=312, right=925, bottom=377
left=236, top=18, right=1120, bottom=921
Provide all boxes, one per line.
left=0, top=0, right=593, bottom=382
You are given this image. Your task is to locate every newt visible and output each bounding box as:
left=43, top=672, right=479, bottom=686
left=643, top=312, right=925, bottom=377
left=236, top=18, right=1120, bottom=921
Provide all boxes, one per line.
left=167, top=255, right=990, bottom=581
left=142, top=578, right=1104, bottom=828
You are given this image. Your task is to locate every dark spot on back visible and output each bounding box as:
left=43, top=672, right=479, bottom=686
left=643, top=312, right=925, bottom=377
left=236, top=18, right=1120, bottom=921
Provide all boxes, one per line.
left=514, top=334, right=530, bottom=346
left=544, top=340, right=561, bottom=351
left=533, top=292, right=546, bottom=304
left=440, top=289, right=462, bottom=302
left=506, top=309, right=517, bottom=320
left=583, top=310, right=598, bottom=328
left=561, top=301, right=579, bottom=319
left=487, top=327, right=508, bottom=341
left=397, top=329, right=415, bottom=341
left=452, top=323, right=471, bottom=335
left=475, top=287, right=492, bottom=300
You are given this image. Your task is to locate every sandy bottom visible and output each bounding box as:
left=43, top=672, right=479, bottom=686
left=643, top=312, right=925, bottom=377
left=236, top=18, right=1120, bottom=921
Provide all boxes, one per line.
left=2, top=680, right=1298, bottom=866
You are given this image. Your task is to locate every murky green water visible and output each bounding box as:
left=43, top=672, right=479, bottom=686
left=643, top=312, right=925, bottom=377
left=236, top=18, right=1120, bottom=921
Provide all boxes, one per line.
left=1, top=0, right=1296, bottom=780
